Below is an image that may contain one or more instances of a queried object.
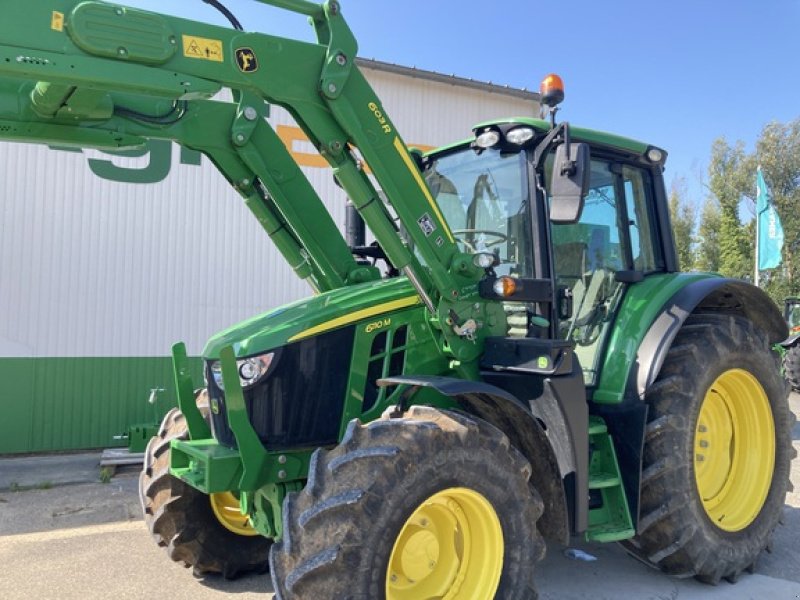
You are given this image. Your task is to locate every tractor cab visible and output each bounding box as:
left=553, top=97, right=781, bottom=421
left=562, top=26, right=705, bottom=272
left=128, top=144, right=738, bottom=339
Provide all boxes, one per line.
left=420, top=76, right=673, bottom=387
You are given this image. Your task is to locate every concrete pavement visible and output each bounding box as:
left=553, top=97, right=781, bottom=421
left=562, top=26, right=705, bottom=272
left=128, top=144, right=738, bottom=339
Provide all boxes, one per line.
left=0, top=393, right=798, bottom=599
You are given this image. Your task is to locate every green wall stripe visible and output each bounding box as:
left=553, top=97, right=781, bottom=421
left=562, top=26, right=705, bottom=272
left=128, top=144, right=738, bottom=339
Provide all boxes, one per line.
left=1, top=357, right=202, bottom=455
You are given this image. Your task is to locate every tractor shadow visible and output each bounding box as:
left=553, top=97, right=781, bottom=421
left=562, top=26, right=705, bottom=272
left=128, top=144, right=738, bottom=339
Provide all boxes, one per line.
left=196, top=571, right=275, bottom=593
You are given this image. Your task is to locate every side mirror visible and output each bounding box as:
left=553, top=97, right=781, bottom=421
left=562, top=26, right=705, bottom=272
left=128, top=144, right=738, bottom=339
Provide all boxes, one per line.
left=550, top=142, right=590, bottom=224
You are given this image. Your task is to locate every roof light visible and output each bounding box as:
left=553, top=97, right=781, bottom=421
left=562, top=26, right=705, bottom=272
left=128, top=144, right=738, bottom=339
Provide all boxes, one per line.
left=475, top=129, right=501, bottom=149
left=540, top=73, right=565, bottom=108
left=646, top=146, right=665, bottom=164
left=492, top=276, right=517, bottom=297
left=506, top=126, right=535, bottom=145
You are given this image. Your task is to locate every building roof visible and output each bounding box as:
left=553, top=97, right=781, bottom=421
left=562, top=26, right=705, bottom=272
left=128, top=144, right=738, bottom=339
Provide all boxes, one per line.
left=356, top=57, right=540, bottom=102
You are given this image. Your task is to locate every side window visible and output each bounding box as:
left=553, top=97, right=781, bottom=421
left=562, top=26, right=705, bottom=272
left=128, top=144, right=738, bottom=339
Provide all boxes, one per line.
left=622, top=166, right=661, bottom=272
left=551, top=159, right=662, bottom=385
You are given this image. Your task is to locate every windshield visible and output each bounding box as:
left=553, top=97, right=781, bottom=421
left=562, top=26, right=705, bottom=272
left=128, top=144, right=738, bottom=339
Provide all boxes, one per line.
left=425, top=147, right=533, bottom=277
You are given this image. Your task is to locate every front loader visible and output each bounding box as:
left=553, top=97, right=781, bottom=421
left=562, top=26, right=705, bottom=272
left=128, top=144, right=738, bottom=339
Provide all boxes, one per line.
left=0, top=1, right=794, bottom=597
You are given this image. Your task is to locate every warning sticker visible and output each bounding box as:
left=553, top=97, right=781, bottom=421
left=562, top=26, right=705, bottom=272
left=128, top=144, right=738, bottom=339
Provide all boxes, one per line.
left=417, top=213, right=436, bottom=237
left=51, top=11, right=64, bottom=32
left=182, top=34, right=223, bottom=62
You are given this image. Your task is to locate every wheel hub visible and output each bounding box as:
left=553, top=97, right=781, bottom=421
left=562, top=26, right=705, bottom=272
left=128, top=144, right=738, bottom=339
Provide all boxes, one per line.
left=694, top=369, right=775, bottom=532
left=386, top=487, right=503, bottom=599
left=209, top=491, right=257, bottom=536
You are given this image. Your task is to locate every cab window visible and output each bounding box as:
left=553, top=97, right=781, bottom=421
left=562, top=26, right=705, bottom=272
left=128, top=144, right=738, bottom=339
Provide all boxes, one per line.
left=551, top=158, right=662, bottom=384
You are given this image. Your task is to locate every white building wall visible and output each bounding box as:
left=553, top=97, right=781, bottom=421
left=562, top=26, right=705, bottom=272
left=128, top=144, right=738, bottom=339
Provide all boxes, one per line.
left=0, top=65, right=537, bottom=358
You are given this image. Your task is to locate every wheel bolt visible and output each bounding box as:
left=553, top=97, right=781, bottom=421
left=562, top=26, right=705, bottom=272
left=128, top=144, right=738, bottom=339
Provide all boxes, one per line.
left=696, top=454, right=705, bottom=462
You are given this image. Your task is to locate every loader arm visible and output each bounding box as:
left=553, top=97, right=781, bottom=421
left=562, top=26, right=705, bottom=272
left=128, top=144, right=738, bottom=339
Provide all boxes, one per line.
left=0, top=0, right=489, bottom=370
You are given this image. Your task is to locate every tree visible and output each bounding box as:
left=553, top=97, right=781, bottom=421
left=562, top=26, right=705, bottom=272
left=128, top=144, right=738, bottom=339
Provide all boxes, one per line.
left=694, top=198, right=721, bottom=273
left=692, top=119, right=800, bottom=305
left=706, top=138, right=754, bottom=280
left=668, top=177, right=696, bottom=270
left=754, top=119, right=800, bottom=300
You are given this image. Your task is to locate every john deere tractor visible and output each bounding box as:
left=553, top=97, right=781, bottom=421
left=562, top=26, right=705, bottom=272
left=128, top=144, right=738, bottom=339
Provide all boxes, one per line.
left=781, top=297, right=800, bottom=391
left=0, top=1, right=794, bottom=597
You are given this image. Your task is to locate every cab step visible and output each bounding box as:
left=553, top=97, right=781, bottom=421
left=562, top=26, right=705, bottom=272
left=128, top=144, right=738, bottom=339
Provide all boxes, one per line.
left=586, top=416, right=635, bottom=542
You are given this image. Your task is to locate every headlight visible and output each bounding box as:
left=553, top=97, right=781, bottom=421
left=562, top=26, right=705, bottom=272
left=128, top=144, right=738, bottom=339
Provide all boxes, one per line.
left=505, top=126, right=535, bottom=145
left=210, top=352, right=275, bottom=391
left=475, top=129, right=500, bottom=149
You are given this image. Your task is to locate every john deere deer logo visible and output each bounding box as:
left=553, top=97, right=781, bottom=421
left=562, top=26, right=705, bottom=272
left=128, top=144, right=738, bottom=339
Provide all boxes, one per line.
left=236, top=48, right=258, bottom=73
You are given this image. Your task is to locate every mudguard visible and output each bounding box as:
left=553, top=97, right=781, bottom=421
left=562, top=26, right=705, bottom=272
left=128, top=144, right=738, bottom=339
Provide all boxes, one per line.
left=633, top=278, right=786, bottom=399
left=378, top=374, right=576, bottom=544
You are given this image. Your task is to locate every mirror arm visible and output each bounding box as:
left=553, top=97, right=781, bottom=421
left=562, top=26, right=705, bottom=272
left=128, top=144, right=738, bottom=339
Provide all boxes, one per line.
left=532, top=121, right=571, bottom=171
left=560, top=124, right=576, bottom=175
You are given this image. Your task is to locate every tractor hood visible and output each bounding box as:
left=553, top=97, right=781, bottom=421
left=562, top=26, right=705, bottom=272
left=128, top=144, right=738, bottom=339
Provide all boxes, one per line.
left=203, top=277, right=421, bottom=359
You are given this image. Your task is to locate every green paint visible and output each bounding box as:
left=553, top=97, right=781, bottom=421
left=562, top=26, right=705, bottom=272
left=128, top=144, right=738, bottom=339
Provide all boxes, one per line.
left=0, top=356, right=202, bottom=455
left=172, top=342, right=210, bottom=441
left=87, top=141, right=172, bottom=184
left=593, top=272, right=717, bottom=404
left=586, top=416, right=635, bottom=541
left=202, top=277, right=419, bottom=359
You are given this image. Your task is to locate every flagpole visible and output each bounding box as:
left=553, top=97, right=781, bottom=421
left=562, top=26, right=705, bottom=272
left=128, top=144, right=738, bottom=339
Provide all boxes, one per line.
left=755, top=207, right=760, bottom=287
left=755, top=165, right=760, bottom=288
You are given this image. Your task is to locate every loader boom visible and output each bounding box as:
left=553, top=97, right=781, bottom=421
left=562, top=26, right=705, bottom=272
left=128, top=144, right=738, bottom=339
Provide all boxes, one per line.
left=0, top=0, right=488, bottom=368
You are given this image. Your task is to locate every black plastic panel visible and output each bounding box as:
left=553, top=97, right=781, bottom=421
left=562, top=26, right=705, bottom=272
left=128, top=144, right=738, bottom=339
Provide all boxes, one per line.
left=480, top=336, right=574, bottom=375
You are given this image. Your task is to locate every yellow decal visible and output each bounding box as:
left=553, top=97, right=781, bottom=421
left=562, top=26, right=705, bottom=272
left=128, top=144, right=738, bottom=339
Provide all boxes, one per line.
left=368, top=101, right=392, bottom=134
left=235, top=47, right=258, bottom=72
left=51, top=11, right=64, bottom=32
left=182, top=35, right=223, bottom=62
left=289, top=297, right=420, bottom=342
left=393, top=136, right=454, bottom=243
left=365, top=318, right=391, bottom=333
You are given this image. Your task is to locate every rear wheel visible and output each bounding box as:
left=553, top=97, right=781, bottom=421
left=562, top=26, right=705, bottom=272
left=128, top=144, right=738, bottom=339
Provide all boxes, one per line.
left=139, top=393, right=271, bottom=578
left=269, top=406, right=544, bottom=599
left=624, top=314, right=795, bottom=583
left=783, top=341, right=800, bottom=392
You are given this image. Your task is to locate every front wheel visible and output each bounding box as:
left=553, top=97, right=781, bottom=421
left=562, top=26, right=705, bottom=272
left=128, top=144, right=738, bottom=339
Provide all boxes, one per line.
left=269, top=406, right=545, bottom=599
left=139, top=394, right=272, bottom=578
left=624, top=313, right=795, bottom=584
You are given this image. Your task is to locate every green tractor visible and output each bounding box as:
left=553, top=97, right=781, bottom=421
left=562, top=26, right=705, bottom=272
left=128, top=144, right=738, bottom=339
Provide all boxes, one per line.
left=781, top=297, right=800, bottom=392
left=0, top=1, right=794, bottom=597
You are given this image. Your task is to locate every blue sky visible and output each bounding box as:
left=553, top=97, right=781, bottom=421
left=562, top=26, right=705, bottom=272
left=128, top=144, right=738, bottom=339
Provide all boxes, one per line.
left=124, top=0, right=799, bottom=206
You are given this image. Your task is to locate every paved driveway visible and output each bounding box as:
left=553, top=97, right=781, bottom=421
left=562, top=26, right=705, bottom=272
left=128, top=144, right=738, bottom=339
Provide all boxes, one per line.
left=1, top=394, right=798, bottom=599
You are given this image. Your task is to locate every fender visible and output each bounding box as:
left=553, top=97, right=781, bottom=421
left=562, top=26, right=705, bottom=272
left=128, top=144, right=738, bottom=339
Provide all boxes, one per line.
left=378, top=373, right=580, bottom=544
left=634, top=278, right=787, bottom=399
left=779, top=332, right=800, bottom=348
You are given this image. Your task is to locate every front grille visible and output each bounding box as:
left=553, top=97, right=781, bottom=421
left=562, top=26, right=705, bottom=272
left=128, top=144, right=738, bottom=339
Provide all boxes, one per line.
left=208, top=326, right=355, bottom=450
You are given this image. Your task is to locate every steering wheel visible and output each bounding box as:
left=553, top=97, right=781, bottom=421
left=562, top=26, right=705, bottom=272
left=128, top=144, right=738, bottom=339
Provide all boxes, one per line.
left=451, top=229, right=507, bottom=253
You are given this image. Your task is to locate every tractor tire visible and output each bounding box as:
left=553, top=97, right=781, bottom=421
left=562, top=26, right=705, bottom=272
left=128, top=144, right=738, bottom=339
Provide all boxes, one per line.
left=782, top=341, right=800, bottom=392
left=624, top=313, right=795, bottom=584
left=269, top=405, right=544, bottom=599
left=139, top=393, right=272, bottom=579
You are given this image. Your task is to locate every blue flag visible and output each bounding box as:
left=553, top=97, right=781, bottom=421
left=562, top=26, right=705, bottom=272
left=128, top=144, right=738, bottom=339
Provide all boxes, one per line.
left=757, top=166, right=784, bottom=270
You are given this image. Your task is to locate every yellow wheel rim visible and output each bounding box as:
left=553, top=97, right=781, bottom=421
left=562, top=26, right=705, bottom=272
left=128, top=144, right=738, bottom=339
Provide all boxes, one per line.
left=209, top=491, right=257, bottom=536
left=386, top=487, right=503, bottom=600
left=694, top=369, right=775, bottom=532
